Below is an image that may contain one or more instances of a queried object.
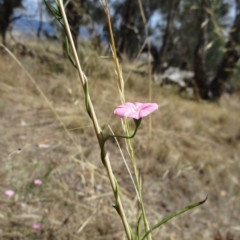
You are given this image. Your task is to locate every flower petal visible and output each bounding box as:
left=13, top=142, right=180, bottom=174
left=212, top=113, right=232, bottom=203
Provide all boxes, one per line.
left=34, top=179, right=42, bottom=185
left=126, top=110, right=141, bottom=119
left=33, top=223, right=41, bottom=229
left=114, top=102, right=158, bottom=119
left=139, top=103, right=158, bottom=118
left=5, top=190, right=15, bottom=197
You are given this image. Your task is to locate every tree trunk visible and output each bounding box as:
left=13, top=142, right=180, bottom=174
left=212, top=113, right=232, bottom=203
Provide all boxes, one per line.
left=117, top=0, right=136, bottom=56
left=210, top=0, right=240, bottom=99
left=37, top=1, right=43, bottom=38
left=64, top=0, right=83, bottom=54
left=0, top=1, right=13, bottom=45
left=153, top=0, right=181, bottom=73
left=0, top=0, right=22, bottom=45
left=193, top=0, right=210, bottom=99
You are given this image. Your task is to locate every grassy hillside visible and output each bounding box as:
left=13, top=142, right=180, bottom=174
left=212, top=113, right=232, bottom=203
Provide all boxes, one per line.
left=0, top=38, right=240, bottom=240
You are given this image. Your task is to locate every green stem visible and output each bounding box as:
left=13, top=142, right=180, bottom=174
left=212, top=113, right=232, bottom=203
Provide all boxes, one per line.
left=125, top=119, right=151, bottom=240
left=100, top=118, right=142, bottom=165
left=138, top=176, right=151, bottom=240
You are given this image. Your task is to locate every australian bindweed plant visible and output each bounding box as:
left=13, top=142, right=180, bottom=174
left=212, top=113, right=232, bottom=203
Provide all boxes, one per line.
left=44, top=0, right=207, bottom=239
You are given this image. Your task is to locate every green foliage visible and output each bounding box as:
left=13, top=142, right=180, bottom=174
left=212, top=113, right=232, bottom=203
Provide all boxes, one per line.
left=166, top=0, right=232, bottom=71
left=41, top=0, right=235, bottom=73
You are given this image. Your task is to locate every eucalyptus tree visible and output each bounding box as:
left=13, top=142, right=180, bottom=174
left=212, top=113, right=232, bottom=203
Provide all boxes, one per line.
left=191, top=0, right=235, bottom=99
left=163, top=0, right=234, bottom=99
left=0, top=0, right=22, bottom=45
left=193, top=0, right=211, bottom=99
left=151, top=0, right=181, bottom=73
left=64, top=0, right=85, bottom=51
left=210, top=0, right=240, bottom=99
left=44, top=0, right=105, bottom=55
left=109, top=0, right=161, bottom=58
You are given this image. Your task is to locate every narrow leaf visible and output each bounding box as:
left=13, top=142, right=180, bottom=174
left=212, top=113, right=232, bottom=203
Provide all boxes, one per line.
left=114, top=176, right=120, bottom=212
left=65, top=36, right=77, bottom=68
left=129, top=225, right=134, bottom=240
left=141, top=196, right=208, bottom=240
left=43, top=0, right=60, bottom=18
left=137, top=214, right=142, bottom=240
left=84, top=82, right=91, bottom=118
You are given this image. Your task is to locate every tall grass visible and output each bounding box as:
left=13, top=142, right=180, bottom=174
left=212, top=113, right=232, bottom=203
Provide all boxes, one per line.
left=42, top=1, right=207, bottom=239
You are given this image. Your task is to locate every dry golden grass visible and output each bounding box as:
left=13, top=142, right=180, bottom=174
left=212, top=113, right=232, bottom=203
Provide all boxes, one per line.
left=0, top=38, right=240, bottom=240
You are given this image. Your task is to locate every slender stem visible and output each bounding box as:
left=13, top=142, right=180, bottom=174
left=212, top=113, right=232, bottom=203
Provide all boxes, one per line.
left=104, top=154, right=132, bottom=240
left=109, top=118, right=142, bottom=140
left=101, top=119, right=141, bottom=167
left=57, top=0, right=102, bottom=145
left=138, top=176, right=150, bottom=239
left=136, top=0, right=152, bottom=239
left=57, top=1, right=131, bottom=239
left=103, top=1, right=125, bottom=102
left=102, top=1, right=152, bottom=239
left=131, top=145, right=151, bottom=240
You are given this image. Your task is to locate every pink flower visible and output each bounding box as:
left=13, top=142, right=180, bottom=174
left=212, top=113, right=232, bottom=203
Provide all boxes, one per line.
left=33, top=223, right=41, bottom=229
left=34, top=179, right=42, bottom=185
left=114, top=102, right=158, bottom=120
left=5, top=190, right=15, bottom=197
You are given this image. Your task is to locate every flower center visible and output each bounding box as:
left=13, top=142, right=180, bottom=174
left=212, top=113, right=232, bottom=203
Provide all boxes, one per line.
left=131, top=107, right=139, bottom=113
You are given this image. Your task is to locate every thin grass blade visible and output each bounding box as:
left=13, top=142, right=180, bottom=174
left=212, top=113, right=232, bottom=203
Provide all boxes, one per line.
left=141, top=196, right=208, bottom=240
left=137, top=214, right=142, bottom=240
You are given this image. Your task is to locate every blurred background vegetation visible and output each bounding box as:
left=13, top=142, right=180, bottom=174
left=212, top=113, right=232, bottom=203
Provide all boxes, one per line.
left=1, top=0, right=240, bottom=100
